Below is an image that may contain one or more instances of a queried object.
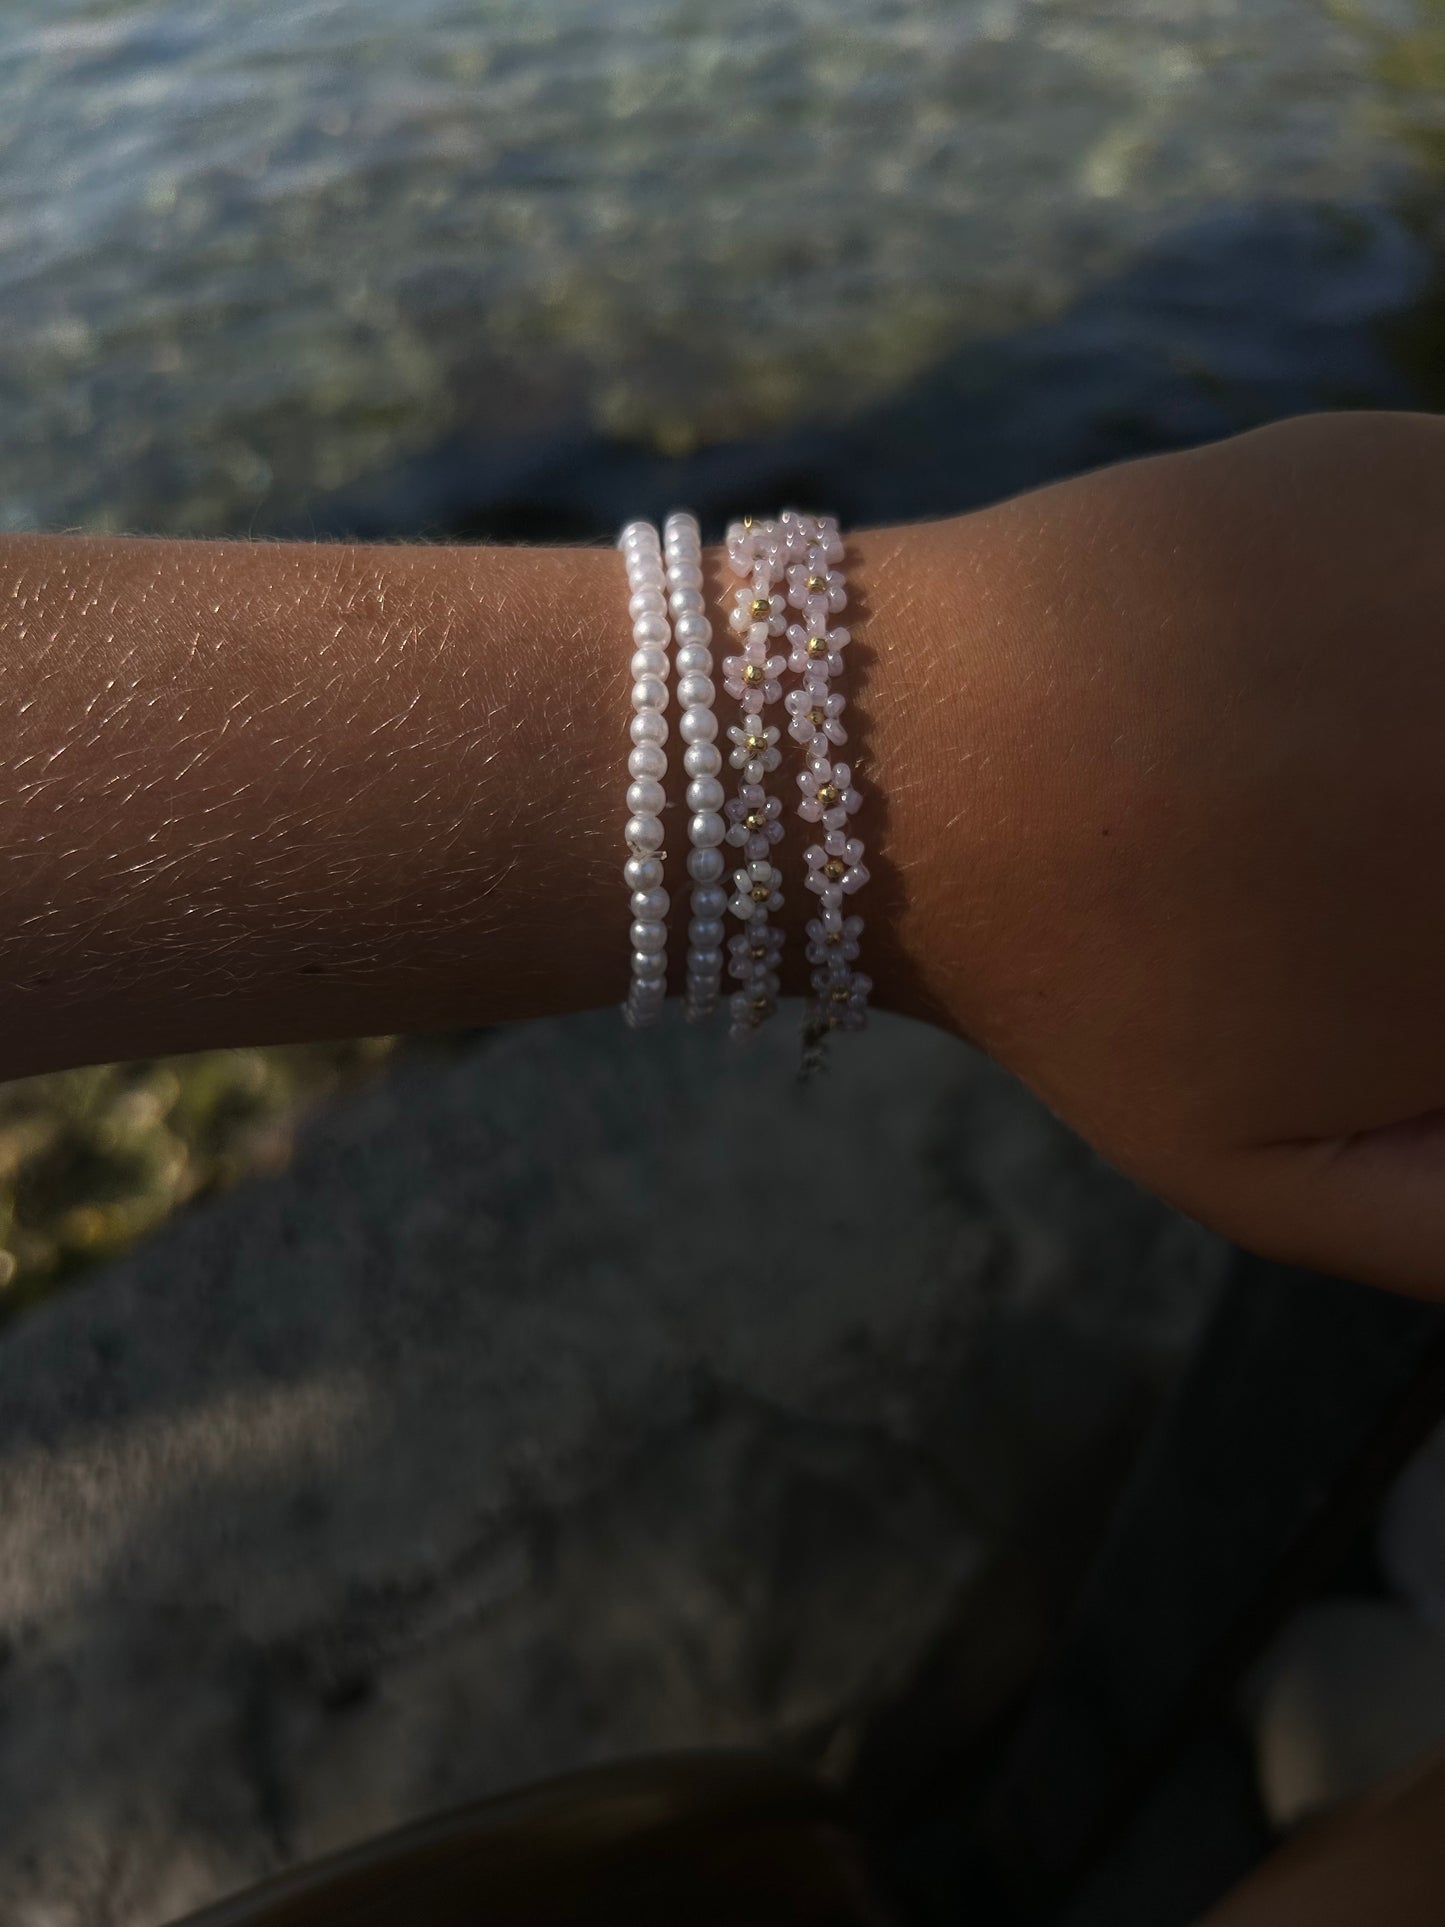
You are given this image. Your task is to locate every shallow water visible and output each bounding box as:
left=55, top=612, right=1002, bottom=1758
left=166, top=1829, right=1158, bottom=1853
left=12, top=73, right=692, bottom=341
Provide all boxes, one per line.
left=0, top=0, right=1436, bottom=535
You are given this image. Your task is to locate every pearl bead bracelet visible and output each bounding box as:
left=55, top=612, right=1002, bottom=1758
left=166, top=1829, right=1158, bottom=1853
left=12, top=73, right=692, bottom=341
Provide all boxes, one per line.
left=618, top=518, right=673, bottom=1030
left=618, top=504, right=870, bottom=1053
left=664, top=509, right=728, bottom=1023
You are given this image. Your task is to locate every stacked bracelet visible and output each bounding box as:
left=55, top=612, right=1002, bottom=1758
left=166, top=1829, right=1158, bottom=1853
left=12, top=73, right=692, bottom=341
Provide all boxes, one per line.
left=721, top=518, right=789, bottom=1039
left=664, top=510, right=728, bottom=1023
left=618, top=504, right=870, bottom=1051
left=618, top=519, right=673, bottom=1030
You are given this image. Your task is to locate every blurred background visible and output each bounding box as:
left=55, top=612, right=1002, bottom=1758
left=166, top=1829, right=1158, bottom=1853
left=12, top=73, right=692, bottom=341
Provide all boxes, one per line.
left=1, top=5, right=1445, bottom=1926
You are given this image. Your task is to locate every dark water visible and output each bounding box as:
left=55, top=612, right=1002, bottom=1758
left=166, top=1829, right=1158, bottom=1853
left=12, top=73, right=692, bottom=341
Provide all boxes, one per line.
left=0, top=0, right=1439, bottom=539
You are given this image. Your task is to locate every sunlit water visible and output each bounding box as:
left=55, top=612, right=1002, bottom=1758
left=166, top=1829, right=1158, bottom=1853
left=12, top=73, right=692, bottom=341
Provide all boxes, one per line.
left=0, top=0, right=1433, bottom=534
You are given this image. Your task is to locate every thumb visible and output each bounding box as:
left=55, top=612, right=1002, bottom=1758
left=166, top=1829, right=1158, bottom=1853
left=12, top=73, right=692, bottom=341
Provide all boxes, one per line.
left=1196, top=1117, right=1445, bottom=1299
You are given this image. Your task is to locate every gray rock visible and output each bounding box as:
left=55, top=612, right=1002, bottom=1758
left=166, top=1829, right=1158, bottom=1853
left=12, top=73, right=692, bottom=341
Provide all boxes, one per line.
left=0, top=1010, right=1226, bottom=1926
left=1381, top=1418, right=1445, bottom=1636
left=1248, top=1600, right=1445, bottom=1828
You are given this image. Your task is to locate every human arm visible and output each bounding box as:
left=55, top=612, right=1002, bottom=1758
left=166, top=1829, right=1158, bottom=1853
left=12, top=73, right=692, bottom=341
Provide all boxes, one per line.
left=3, top=411, right=1445, bottom=1294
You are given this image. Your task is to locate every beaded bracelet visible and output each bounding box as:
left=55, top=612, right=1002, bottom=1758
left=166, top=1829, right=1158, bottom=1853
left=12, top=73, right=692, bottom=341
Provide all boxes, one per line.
left=619, top=505, right=870, bottom=1049
left=664, top=510, right=728, bottom=1023
left=783, top=512, right=872, bottom=1048
left=719, top=517, right=790, bottom=1039
left=618, top=519, right=673, bottom=1030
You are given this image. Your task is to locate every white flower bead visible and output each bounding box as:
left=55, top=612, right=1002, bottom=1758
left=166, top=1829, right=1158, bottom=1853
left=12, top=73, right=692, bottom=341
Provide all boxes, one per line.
left=728, top=859, right=783, bottom=920
left=786, top=624, right=849, bottom=679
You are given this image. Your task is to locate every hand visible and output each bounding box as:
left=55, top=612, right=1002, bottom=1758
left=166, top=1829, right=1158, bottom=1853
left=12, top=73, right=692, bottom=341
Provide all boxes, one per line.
left=895, top=412, right=1445, bottom=1296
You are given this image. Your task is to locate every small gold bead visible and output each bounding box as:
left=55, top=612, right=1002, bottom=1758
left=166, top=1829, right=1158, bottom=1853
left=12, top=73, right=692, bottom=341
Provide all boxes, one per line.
left=749, top=993, right=770, bottom=1012
left=750, top=941, right=769, bottom=959
left=742, top=516, right=754, bottom=530
left=808, top=706, right=827, bottom=728
left=742, top=662, right=765, bottom=687
left=805, top=636, right=828, bottom=660
left=745, top=807, right=767, bottom=831
left=829, top=985, right=850, bottom=1005
left=744, top=730, right=767, bottom=753
left=807, top=573, right=828, bottom=592
left=750, top=880, right=772, bottom=903
left=824, top=930, right=842, bottom=945
left=750, top=596, right=771, bottom=620
left=817, top=782, right=840, bottom=808
left=822, top=857, right=847, bottom=883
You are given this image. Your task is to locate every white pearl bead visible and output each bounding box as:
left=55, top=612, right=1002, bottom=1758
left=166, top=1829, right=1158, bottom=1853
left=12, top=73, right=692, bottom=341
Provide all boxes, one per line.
left=684, top=741, right=722, bottom=777
left=667, top=561, right=702, bottom=590
left=686, top=775, right=724, bottom=812
left=626, top=778, right=666, bottom=817
left=688, top=917, right=725, bottom=948
left=619, top=521, right=655, bottom=548
left=631, top=919, right=667, bottom=954
left=688, top=847, right=725, bottom=882
left=630, top=711, right=667, bottom=746
left=676, top=673, right=714, bottom=709
left=625, top=854, right=664, bottom=890
left=626, top=814, right=665, bottom=854
left=629, top=588, right=666, bottom=620
left=632, top=613, right=670, bottom=647
left=628, top=743, right=666, bottom=781
left=690, top=947, right=724, bottom=975
left=670, top=588, right=705, bottom=617
left=689, top=811, right=726, bottom=848
left=674, top=644, right=713, bottom=676
left=691, top=883, right=727, bottom=917
left=674, top=614, right=712, bottom=647
left=679, top=706, right=718, bottom=743
left=630, top=645, right=667, bottom=681
left=631, top=677, right=668, bottom=713
left=631, top=950, right=667, bottom=981
left=631, top=887, right=670, bottom=921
